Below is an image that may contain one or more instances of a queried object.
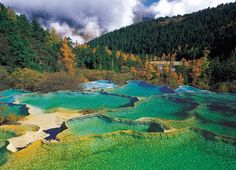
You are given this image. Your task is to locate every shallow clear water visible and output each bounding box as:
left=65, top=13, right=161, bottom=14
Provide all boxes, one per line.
left=0, top=89, right=27, bottom=98
left=155, top=92, right=236, bottom=137
left=74, top=130, right=236, bottom=170
left=0, top=97, right=14, bottom=103
left=18, top=92, right=133, bottom=112
left=1, top=83, right=236, bottom=169
left=66, top=115, right=164, bottom=136
left=179, top=93, right=236, bottom=123
left=0, top=89, right=29, bottom=116
left=3, top=129, right=236, bottom=170
left=107, top=81, right=175, bottom=97
left=0, top=89, right=28, bottom=103
left=0, top=104, right=29, bottom=117
left=108, top=94, right=196, bottom=120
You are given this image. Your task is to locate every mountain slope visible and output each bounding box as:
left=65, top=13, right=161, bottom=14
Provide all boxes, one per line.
left=0, top=3, right=61, bottom=72
left=89, top=2, right=236, bottom=60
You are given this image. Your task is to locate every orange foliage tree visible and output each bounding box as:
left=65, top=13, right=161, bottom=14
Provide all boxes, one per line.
left=116, top=50, right=121, bottom=58
left=60, top=38, right=75, bottom=74
left=156, top=67, right=161, bottom=78
left=146, top=64, right=156, bottom=80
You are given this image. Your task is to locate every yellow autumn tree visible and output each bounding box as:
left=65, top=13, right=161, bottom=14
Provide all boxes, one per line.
left=60, top=38, right=75, bottom=74
left=116, top=50, right=121, bottom=58
left=49, top=28, right=61, bottom=45
left=145, top=64, right=156, bottom=80
left=7, top=8, right=17, bottom=21
left=122, top=53, right=128, bottom=62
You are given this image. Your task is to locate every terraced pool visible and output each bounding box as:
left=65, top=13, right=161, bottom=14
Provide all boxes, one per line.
left=66, top=115, right=165, bottom=136
left=108, top=94, right=197, bottom=120
left=18, top=92, right=134, bottom=112
left=2, top=129, right=236, bottom=170
left=107, top=80, right=175, bottom=97
left=0, top=90, right=29, bottom=117
left=0, top=89, right=29, bottom=103
left=0, top=82, right=236, bottom=169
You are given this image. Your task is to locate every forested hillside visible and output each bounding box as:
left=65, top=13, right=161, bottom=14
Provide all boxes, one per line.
left=89, top=2, right=236, bottom=92
left=90, top=2, right=236, bottom=61
left=0, top=2, right=140, bottom=91
left=0, top=4, right=62, bottom=72
left=0, top=3, right=139, bottom=73
left=0, top=2, right=235, bottom=92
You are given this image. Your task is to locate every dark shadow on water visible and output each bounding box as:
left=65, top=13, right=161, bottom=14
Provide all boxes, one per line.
left=44, top=122, right=68, bottom=140
left=166, top=95, right=199, bottom=119
left=101, top=91, right=139, bottom=108
left=219, top=121, right=236, bottom=128
left=159, top=86, right=176, bottom=94
left=0, top=103, right=29, bottom=116
left=17, top=146, right=26, bottom=151
left=192, top=128, right=236, bottom=145
left=19, top=104, right=30, bottom=116
left=148, top=123, right=165, bottom=132
left=208, top=102, right=236, bottom=117
left=138, top=81, right=159, bottom=88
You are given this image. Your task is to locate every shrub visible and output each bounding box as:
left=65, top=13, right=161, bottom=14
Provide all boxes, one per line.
left=0, top=106, right=19, bottom=125
left=8, top=68, right=43, bottom=91
left=38, top=72, right=83, bottom=92
left=217, top=81, right=236, bottom=93
left=5, top=114, right=19, bottom=124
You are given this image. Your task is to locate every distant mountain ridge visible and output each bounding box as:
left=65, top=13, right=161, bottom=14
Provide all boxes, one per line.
left=89, top=2, right=236, bottom=61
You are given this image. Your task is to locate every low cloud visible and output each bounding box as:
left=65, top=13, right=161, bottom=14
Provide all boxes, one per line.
left=147, top=0, right=235, bottom=18
left=49, top=22, right=85, bottom=43
left=1, top=0, right=141, bottom=43
left=0, top=0, right=234, bottom=42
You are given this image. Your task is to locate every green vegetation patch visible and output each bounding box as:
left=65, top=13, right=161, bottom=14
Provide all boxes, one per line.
left=0, top=130, right=16, bottom=166
left=2, top=129, right=236, bottom=169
